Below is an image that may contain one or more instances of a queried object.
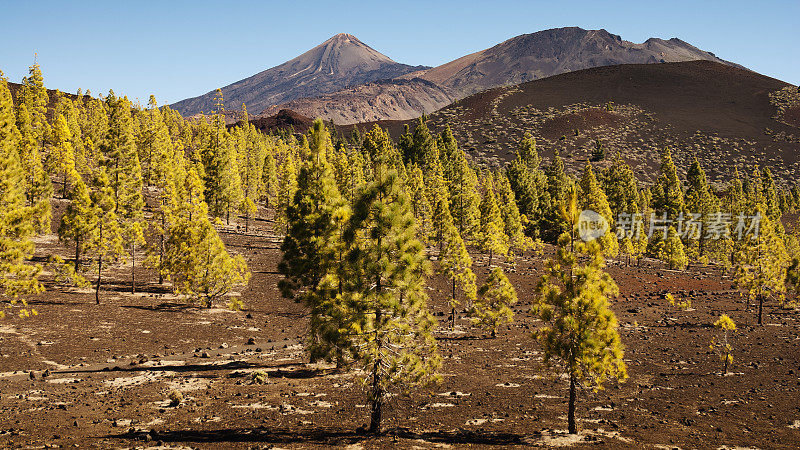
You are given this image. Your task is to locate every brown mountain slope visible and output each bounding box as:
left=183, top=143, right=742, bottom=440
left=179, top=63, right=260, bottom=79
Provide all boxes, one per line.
left=171, top=34, right=427, bottom=117
left=260, top=78, right=454, bottom=125
left=349, top=61, right=799, bottom=185
left=404, top=27, right=735, bottom=99
left=260, top=27, right=737, bottom=124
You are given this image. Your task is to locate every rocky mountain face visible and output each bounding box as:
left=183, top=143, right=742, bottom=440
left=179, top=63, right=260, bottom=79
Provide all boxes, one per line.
left=173, top=28, right=740, bottom=123
left=259, top=78, right=454, bottom=125
left=171, top=33, right=427, bottom=116
left=405, top=27, right=735, bottom=98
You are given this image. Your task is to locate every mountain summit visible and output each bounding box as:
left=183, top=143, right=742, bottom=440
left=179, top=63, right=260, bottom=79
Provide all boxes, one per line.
left=171, top=33, right=427, bottom=116
left=404, top=27, right=736, bottom=98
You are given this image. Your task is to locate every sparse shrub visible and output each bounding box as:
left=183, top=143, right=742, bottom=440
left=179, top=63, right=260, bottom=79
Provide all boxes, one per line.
left=710, top=314, right=736, bottom=374
left=665, top=293, right=692, bottom=311
left=167, top=389, right=183, bottom=407
left=590, top=140, right=605, bottom=162
left=251, top=371, right=268, bottom=385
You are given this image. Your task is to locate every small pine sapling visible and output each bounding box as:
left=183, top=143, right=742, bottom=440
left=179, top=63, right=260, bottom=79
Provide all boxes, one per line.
left=710, top=314, right=736, bottom=375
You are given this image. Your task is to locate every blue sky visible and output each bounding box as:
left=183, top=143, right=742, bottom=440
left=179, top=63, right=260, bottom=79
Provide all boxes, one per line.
left=1, top=0, right=797, bottom=105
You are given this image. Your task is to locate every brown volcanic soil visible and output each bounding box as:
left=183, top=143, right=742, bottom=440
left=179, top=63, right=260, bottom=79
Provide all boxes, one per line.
left=785, top=106, right=800, bottom=128
left=537, top=108, right=622, bottom=140
left=246, top=109, right=315, bottom=134
left=1, top=203, right=799, bottom=448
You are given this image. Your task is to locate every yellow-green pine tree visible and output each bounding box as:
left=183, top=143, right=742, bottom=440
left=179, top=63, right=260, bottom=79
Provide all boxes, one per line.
left=473, top=267, right=517, bottom=337
left=533, top=187, right=627, bottom=434
left=343, top=160, right=441, bottom=433
left=439, top=220, right=476, bottom=328
left=580, top=162, right=618, bottom=257
left=479, top=177, right=509, bottom=266
left=659, top=226, right=688, bottom=270
left=733, top=209, right=788, bottom=325
left=0, top=71, right=43, bottom=318
left=14, top=62, right=52, bottom=233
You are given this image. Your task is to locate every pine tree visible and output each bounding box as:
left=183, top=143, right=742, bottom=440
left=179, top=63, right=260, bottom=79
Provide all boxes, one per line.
left=684, top=158, right=718, bottom=260
left=202, top=90, right=243, bottom=220
left=14, top=62, right=52, bottom=233
left=89, top=167, right=124, bottom=304
left=343, top=161, right=441, bottom=433
left=448, top=156, right=482, bottom=243
left=104, top=93, right=145, bottom=293
left=163, top=166, right=250, bottom=307
left=261, top=146, right=279, bottom=208
left=398, top=117, right=437, bottom=169
left=439, top=220, right=476, bottom=328
left=429, top=163, right=453, bottom=252
left=533, top=189, right=627, bottom=434
left=278, top=119, right=351, bottom=362
left=579, top=163, right=618, bottom=257
left=710, top=314, right=736, bottom=375
left=472, top=267, right=517, bottom=337
left=140, top=95, right=174, bottom=188
left=51, top=114, right=77, bottom=198
left=599, top=153, right=640, bottom=218
left=406, top=164, right=433, bottom=243
left=541, top=150, right=571, bottom=241
left=651, top=148, right=684, bottom=219
left=362, top=124, right=402, bottom=172
left=276, top=149, right=298, bottom=232
left=0, top=71, right=43, bottom=317
left=658, top=226, right=688, bottom=270
left=58, top=165, right=97, bottom=271
left=479, top=177, right=509, bottom=266
left=733, top=209, right=788, bottom=325
left=495, top=172, right=534, bottom=258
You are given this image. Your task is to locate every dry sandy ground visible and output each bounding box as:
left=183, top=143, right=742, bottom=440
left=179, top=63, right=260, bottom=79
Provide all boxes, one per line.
left=1, top=214, right=799, bottom=449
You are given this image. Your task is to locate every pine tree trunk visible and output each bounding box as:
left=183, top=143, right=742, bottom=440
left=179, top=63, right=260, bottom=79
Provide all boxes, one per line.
left=488, top=249, right=493, bottom=268
left=369, top=358, right=383, bottom=433
left=62, top=170, right=68, bottom=198
left=96, top=223, right=103, bottom=305
left=568, top=373, right=577, bottom=434
left=723, top=353, right=729, bottom=374
left=131, top=242, right=136, bottom=294
left=75, top=236, right=81, bottom=270
left=159, top=214, right=166, bottom=284
left=95, top=255, right=103, bottom=305
left=451, top=278, right=457, bottom=328
left=758, top=294, right=764, bottom=325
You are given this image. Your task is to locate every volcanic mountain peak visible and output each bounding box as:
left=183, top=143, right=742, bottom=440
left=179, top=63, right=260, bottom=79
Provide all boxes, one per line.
left=291, top=33, right=397, bottom=76
left=410, top=27, right=735, bottom=98
left=171, top=33, right=426, bottom=117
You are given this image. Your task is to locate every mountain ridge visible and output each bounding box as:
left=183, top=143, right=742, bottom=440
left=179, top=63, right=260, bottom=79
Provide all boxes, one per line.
left=173, top=27, right=747, bottom=124
left=171, top=33, right=427, bottom=116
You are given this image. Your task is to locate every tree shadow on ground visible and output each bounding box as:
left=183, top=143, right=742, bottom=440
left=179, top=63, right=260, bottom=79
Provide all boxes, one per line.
left=435, top=334, right=488, bottom=341
left=57, top=361, right=324, bottom=379
left=119, top=302, right=197, bottom=312
left=110, top=426, right=529, bottom=446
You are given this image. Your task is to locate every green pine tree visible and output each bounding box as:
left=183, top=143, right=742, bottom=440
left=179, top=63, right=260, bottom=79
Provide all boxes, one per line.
left=472, top=267, right=517, bottom=337
left=479, top=177, right=509, bottom=267
left=533, top=188, right=627, bottom=434
left=0, top=71, right=44, bottom=317
left=579, top=163, right=618, bottom=257
left=343, top=161, right=441, bottom=433
left=733, top=208, right=788, bottom=325
left=439, top=219, right=477, bottom=328
left=278, top=119, right=351, bottom=362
